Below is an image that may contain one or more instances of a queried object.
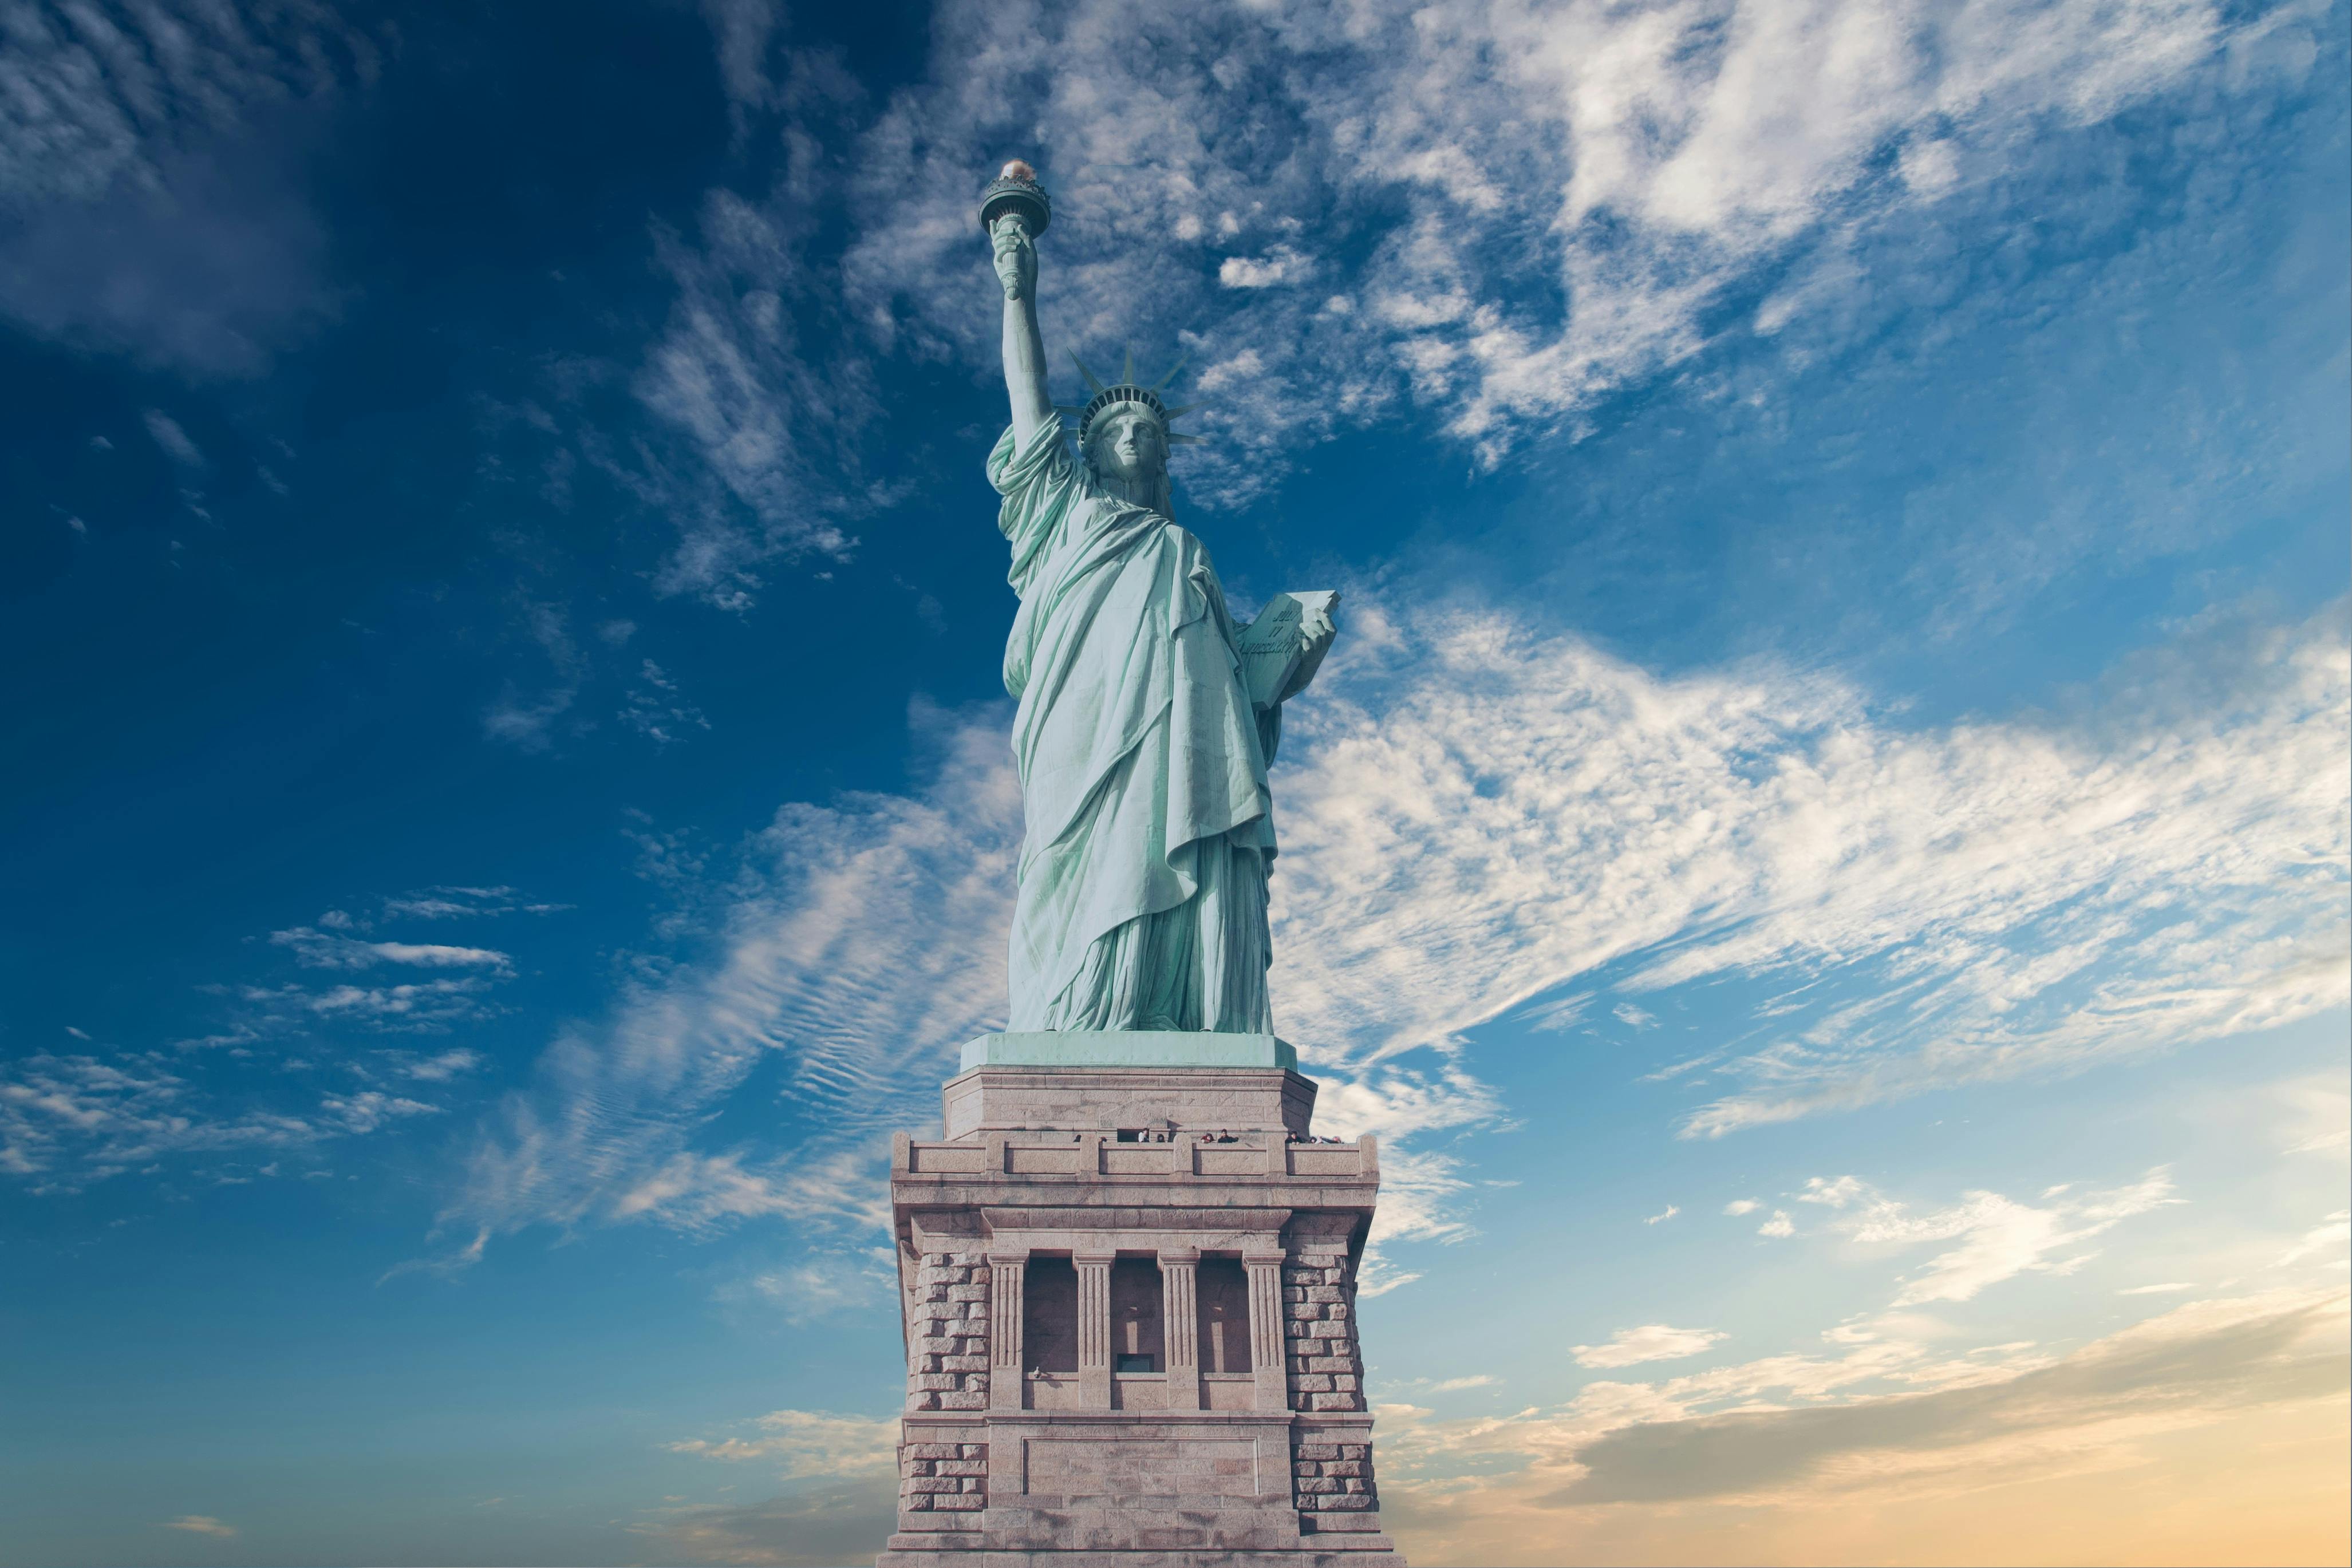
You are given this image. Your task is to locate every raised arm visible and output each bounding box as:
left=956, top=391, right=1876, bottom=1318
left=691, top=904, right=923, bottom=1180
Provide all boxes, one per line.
left=992, top=215, right=1055, bottom=445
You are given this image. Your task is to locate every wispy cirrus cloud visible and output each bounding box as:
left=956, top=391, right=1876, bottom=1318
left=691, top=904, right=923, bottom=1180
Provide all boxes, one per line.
left=0, top=1051, right=435, bottom=1190
left=1270, top=596, right=2349, bottom=1133
left=159, top=1515, right=238, bottom=1539
left=666, top=1408, right=898, bottom=1475
left=269, top=926, right=512, bottom=972
left=447, top=702, right=1019, bottom=1245
left=443, top=598, right=2346, bottom=1263
left=824, top=0, right=2296, bottom=501
left=1379, top=1286, right=2347, bottom=1565
left=1829, top=1169, right=2182, bottom=1307
left=0, top=0, right=378, bottom=372
left=1574, top=1324, right=1729, bottom=1369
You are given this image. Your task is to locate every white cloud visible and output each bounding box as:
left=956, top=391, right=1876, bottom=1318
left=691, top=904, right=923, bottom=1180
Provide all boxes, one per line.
left=1219, top=246, right=1314, bottom=289
left=1799, top=1175, right=1868, bottom=1207
left=269, top=927, right=511, bottom=971
left=449, top=704, right=1019, bottom=1243
left=668, top=1408, right=899, bottom=1478
left=0, top=2, right=372, bottom=372
left=2120, top=1282, right=2199, bottom=1296
left=1645, top=1204, right=1680, bottom=1225
left=444, top=598, right=2346, bottom=1265
left=1838, top=1170, right=2180, bottom=1306
left=143, top=410, right=203, bottom=467
left=1384, top=1286, right=2347, bottom=1547
left=402, top=1049, right=484, bottom=1083
left=2278, top=1211, right=2350, bottom=1268
left=719, top=1250, right=894, bottom=1324
left=1724, top=1199, right=1762, bottom=1216
left=378, top=887, right=543, bottom=922
left=632, top=181, right=867, bottom=609
left=1574, top=1324, right=1730, bottom=1369
left=1265, top=598, right=2349, bottom=1132
left=1759, top=1210, right=1797, bottom=1238
left=814, top=0, right=2275, bottom=503
left=160, top=1515, right=237, bottom=1538
left=0, top=1052, right=337, bottom=1185
left=621, top=659, right=712, bottom=747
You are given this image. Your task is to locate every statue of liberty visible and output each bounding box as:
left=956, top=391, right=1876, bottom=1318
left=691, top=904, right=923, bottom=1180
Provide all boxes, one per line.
left=979, top=163, right=1336, bottom=1037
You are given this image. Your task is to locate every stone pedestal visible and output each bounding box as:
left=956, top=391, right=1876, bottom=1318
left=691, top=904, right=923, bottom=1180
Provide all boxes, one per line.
left=877, top=1034, right=1407, bottom=1566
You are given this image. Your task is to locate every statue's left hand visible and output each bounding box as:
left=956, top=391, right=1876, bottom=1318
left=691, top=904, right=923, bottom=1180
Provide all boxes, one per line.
left=1280, top=600, right=1339, bottom=702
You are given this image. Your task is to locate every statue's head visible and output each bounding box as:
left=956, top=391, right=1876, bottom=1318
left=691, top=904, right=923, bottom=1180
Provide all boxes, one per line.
left=1068, top=354, right=1200, bottom=515
left=1084, top=405, right=1168, bottom=487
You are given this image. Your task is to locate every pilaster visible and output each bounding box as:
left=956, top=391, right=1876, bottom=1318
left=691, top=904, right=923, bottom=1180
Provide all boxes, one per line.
left=1161, top=1246, right=1201, bottom=1409
left=1075, top=1252, right=1114, bottom=1408
left=985, top=1251, right=1024, bottom=1411
left=1245, top=1250, right=1291, bottom=1412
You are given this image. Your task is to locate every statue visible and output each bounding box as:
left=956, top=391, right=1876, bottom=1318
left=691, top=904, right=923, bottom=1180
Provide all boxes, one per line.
left=980, top=161, right=1337, bottom=1036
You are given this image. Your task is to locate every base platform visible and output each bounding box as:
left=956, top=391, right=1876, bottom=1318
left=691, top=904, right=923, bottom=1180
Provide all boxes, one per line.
left=881, top=1040, right=1406, bottom=1565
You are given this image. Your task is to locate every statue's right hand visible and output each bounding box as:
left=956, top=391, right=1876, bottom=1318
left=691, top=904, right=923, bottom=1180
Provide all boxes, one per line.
left=991, top=214, right=1037, bottom=302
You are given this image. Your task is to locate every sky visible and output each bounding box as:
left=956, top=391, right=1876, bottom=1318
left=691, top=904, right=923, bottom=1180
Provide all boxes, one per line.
left=1, top=0, right=2347, bottom=1564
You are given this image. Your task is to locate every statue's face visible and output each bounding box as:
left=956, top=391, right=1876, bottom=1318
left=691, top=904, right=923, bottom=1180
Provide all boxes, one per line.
left=1087, top=408, right=1167, bottom=485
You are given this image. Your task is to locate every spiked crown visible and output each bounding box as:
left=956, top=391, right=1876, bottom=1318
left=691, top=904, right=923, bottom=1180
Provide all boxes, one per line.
left=1060, top=348, right=1206, bottom=448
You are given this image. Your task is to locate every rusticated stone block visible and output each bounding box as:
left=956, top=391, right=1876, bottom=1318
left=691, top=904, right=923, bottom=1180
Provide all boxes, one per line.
left=934, top=1391, right=985, bottom=1409
left=1295, top=1444, right=1340, bottom=1460
left=931, top=1492, right=984, bottom=1511
left=907, top=1477, right=961, bottom=1495
left=1324, top=1459, right=1365, bottom=1477
left=906, top=1441, right=958, bottom=1459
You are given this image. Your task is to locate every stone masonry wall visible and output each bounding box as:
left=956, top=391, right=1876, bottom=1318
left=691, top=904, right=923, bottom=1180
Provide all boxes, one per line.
left=1281, top=1252, right=1364, bottom=1413
left=1284, top=1243, right=1380, bottom=1519
left=902, top=1249, right=990, bottom=1520
left=906, top=1249, right=992, bottom=1412
left=898, top=1439, right=988, bottom=1519
left=1292, top=1437, right=1378, bottom=1518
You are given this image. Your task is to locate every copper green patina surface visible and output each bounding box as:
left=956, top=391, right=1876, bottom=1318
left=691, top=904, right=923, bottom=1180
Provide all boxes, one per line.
left=959, top=1029, right=1299, bottom=1073
left=985, top=167, right=1337, bottom=1050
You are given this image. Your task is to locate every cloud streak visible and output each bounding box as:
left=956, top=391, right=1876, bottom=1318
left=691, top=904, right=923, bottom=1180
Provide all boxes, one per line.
left=446, top=597, right=2346, bottom=1259
left=1270, top=598, right=2349, bottom=1132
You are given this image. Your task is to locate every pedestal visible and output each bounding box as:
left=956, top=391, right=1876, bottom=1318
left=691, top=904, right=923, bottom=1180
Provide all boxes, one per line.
left=877, top=1033, right=1407, bottom=1566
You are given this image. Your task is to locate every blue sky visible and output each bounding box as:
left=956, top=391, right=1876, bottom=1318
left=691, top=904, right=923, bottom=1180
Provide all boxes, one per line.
left=2, top=1, right=2347, bottom=1563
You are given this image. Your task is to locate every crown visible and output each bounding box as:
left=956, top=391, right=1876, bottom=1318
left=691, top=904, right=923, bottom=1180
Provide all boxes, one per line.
left=1059, top=348, right=1207, bottom=446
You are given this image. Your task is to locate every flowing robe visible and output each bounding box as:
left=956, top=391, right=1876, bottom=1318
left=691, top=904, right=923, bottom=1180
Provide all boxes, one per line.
left=989, top=418, right=1278, bottom=1033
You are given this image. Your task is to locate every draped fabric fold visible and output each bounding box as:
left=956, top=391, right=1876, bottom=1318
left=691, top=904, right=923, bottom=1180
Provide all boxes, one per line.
left=990, top=420, right=1277, bottom=1033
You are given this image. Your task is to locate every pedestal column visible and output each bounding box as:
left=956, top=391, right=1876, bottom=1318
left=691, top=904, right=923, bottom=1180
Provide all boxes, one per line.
left=1244, top=1250, right=1288, bottom=1411
left=1075, top=1252, right=1114, bottom=1408
left=986, top=1251, right=1025, bottom=1410
left=1160, top=1247, right=1201, bottom=1409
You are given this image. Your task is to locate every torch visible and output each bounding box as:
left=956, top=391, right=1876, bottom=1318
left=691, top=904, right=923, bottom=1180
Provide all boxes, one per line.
left=979, top=160, right=1051, bottom=301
